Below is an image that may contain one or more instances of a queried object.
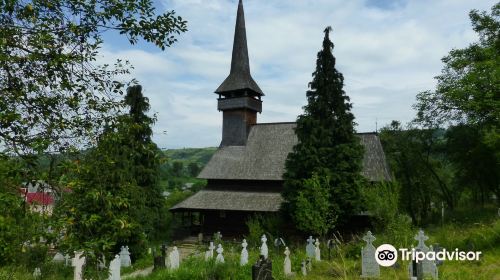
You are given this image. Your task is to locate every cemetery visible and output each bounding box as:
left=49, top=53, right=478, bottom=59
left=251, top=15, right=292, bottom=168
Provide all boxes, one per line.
left=0, top=0, right=499, bottom=280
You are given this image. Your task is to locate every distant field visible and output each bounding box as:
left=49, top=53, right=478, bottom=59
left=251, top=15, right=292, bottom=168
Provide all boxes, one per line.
left=162, top=147, right=217, bottom=166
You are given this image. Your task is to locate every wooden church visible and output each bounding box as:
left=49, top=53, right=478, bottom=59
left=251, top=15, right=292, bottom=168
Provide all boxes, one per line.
left=170, top=0, right=391, bottom=236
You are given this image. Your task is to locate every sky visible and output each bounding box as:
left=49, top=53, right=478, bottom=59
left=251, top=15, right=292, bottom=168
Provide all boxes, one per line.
left=98, top=0, right=496, bottom=149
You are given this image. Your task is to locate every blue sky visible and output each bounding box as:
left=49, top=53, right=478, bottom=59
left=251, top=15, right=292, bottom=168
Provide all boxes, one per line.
left=98, top=0, right=496, bottom=149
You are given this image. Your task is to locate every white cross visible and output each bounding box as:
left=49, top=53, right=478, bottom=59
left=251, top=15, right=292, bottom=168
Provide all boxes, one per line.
left=363, top=231, right=376, bottom=245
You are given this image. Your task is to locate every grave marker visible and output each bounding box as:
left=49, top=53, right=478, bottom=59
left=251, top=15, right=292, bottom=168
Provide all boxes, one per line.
left=241, top=239, right=249, bottom=266
left=33, top=267, right=41, bottom=278
left=119, top=246, right=131, bottom=267
left=205, top=242, right=216, bottom=260
left=72, top=251, right=85, bottom=280
left=52, top=252, right=64, bottom=263
left=314, top=239, right=321, bottom=261
left=252, top=255, right=273, bottom=280
left=283, top=247, right=292, bottom=276
left=216, top=244, right=225, bottom=264
left=360, top=231, right=380, bottom=278
left=301, top=260, right=307, bottom=276
left=168, top=246, right=180, bottom=270
left=260, top=235, right=269, bottom=259
left=108, top=255, right=121, bottom=280
left=306, top=236, right=315, bottom=258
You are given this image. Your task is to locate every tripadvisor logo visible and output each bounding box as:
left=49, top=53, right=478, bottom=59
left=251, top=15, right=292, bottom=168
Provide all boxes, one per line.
left=374, top=244, right=482, bottom=267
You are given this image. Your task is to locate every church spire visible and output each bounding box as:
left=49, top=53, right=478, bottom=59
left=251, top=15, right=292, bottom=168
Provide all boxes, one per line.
left=215, top=0, right=264, bottom=96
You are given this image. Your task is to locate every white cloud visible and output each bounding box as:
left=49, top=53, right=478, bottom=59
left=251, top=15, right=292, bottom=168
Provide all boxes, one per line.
left=100, top=0, right=496, bottom=148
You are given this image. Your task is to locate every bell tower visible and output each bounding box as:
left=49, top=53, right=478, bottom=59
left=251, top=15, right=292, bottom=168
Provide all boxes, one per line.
left=215, top=0, right=264, bottom=147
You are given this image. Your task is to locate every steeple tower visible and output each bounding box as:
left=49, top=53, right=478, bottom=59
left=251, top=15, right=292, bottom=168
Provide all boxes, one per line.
left=215, top=0, right=263, bottom=96
left=216, top=0, right=263, bottom=147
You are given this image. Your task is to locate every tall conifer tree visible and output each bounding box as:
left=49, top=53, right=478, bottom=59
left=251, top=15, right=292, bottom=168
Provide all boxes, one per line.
left=283, top=27, right=365, bottom=231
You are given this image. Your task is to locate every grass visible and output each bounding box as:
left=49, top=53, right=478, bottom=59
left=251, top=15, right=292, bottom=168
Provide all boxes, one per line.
left=2, top=207, right=499, bottom=279
left=128, top=211, right=500, bottom=280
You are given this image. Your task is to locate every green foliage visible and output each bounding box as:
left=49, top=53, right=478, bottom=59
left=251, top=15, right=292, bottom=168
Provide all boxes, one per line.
left=379, top=121, right=457, bottom=224
left=171, top=161, right=185, bottom=177
left=413, top=2, right=499, bottom=206
left=245, top=216, right=265, bottom=247
left=414, top=2, right=499, bottom=129
left=55, top=85, right=164, bottom=275
left=0, top=0, right=187, bottom=154
left=187, top=162, right=201, bottom=177
left=284, top=27, right=365, bottom=233
left=0, top=156, right=47, bottom=265
left=361, top=181, right=400, bottom=229
left=293, top=174, right=336, bottom=237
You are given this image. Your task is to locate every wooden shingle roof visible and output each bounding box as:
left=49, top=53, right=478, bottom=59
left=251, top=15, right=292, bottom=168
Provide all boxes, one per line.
left=198, top=123, right=392, bottom=181
left=170, top=190, right=283, bottom=212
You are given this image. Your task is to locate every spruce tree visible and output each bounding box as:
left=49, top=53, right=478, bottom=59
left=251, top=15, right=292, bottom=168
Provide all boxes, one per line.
left=283, top=27, right=365, bottom=231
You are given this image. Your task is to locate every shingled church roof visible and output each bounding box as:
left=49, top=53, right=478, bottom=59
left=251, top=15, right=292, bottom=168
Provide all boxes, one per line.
left=198, top=122, right=392, bottom=181
left=170, top=190, right=283, bottom=212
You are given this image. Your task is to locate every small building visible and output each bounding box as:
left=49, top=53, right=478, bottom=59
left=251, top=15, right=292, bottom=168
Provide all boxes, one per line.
left=170, top=0, right=391, bottom=236
left=20, top=181, right=56, bottom=215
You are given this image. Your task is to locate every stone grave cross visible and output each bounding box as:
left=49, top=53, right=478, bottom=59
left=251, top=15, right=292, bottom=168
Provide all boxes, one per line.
left=360, top=231, right=380, bottom=278
left=415, top=230, right=429, bottom=251
left=283, top=247, right=292, bottom=276
left=108, top=254, right=121, bottom=280
left=216, top=244, right=224, bottom=264
left=205, top=242, right=216, bottom=260
left=314, top=239, right=321, bottom=261
left=119, top=246, right=131, bottom=267
left=260, top=235, right=269, bottom=259
left=240, top=239, right=249, bottom=266
left=306, top=236, right=315, bottom=258
left=72, top=251, right=85, bottom=280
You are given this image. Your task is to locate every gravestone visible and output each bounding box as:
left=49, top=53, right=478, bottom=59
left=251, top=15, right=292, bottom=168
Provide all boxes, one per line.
left=52, top=252, right=65, bottom=263
left=306, top=236, right=315, bottom=258
left=216, top=244, right=224, bottom=264
left=119, top=246, right=131, bottom=267
left=252, top=255, right=273, bottom=280
left=168, top=246, right=180, bottom=270
left=327, top=239, right=336, bottom=260
left=306, top=258, right=312, bottom=271
left=283, top=247, right=292, bottom=276
left=274, top=237, right=285, bottom=256
left=108, top=254, right=121, bottom=280
left=33, top=267, right=41, bottom=278
left=65, top=254, right=71, bottom=266
left=360, top=231, right=380, bottom=278
left=314, top=239, right=321, bottom=261
left=260, top=235, right=269, bottom=259
left=205, top=242, right=216, bottom=260
left=214, top=231, right=222, bottom=243
left=433, top=244, right=444, bottom=266
left=301, top=260, right=307, bottom=276
left=241, top=239, right=249, bottom=266
left=409, top=230, right=438, bottom=280
left=72, top=251, right=86, bottom=280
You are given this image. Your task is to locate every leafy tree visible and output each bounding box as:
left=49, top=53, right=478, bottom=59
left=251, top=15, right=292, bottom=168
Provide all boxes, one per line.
left=283, top=27, right=365, bottom=232
left=446, top=125, right=499, bottom=205
left=292, top=174, right=336, bottom=237
left=414, top=3, right=499, bottom=130
left=171, top=161, right=184, bottom=177
left=380, top=121, right=457, bottom=224
left=0, top=0, right=187, bottom=154
left=413, top=2, right=499, bottom=206
left=188, top=162, right=201, bottom=177
left=56, top=85, right=163, bottom=273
